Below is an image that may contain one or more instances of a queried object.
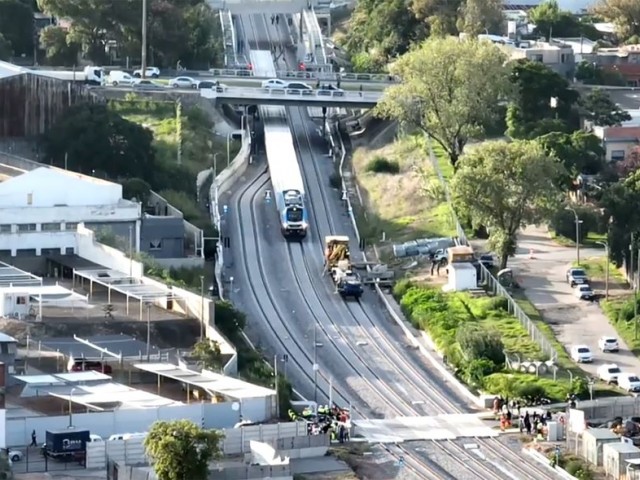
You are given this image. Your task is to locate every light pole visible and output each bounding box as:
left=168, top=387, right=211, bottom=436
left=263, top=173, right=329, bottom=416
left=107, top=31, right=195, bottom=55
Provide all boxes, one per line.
left=213, top=152, right=222, bottom=176
left=68, top=388, right=77, bottom=427
left=141, top=0, right=148, bottom=79
left=596, top=241, right=609, bottom=299
left=146, top=302, right=151, bottom=361
left=565, top=207, right=583, bottom=265
left=229, top=276, right=234, bottom=300
left=128, top=225, right=134, bottom=279
left=199, top=275, right=205, bottom=342
left=313, top=324, right=318, bottom=406
left=226, top=134, right=231, bottom=167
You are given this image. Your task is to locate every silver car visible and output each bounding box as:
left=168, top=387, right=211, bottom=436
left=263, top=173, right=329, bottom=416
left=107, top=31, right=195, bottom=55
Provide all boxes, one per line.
left=169, top=76, right=198, bottom=89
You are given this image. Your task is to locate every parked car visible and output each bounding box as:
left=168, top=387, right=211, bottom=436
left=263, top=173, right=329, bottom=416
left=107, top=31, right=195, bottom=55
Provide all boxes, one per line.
left=317, top=84, right=345, bottom=96
left=566, top=267, right=589, bottom=287
left=574, top=284, right=595, bottom=301
left=169, top=76, right=198, bottom=89
left=599, top=336, right=620, bottom=353
left=570, top=345, right=593, bottom=363
left=133, top=67, right=160, bottom=78
left=261, top=78, right=288, bottom=89
left=107, top=70, right=135, bottom=87
left=479, top=254, right=495, bottom=269
left=69, top=359, right=112, bottom=375
left=597, top=363, right=621, bottom=383
left=7, top=449, right=22, bottom=462
left=198, top=80, right=219, bottom=89
left=618, top=373, right=640, bottom=392
left=286, top=81, right=312, bottom=91
left=133, top=79, right=165, bottom=91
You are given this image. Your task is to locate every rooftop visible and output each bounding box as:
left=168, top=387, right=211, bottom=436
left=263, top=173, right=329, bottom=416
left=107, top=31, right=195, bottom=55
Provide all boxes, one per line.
left=15, top=371, right=182, bottom=409
left=596, top=126, right=640, bottom=141
left=135, top=363, right=276, bottom=400
left=0, top=60, right=27, bottom=80
left=39, top=334, right=161, bottom=360
left=0, top=262, right=42, bottom=287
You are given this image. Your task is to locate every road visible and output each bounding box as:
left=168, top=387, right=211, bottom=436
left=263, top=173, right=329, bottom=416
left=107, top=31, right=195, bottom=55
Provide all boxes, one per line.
left=217, top=12, right=565, bottom=480
left=511, top=225, right=640, bottom=379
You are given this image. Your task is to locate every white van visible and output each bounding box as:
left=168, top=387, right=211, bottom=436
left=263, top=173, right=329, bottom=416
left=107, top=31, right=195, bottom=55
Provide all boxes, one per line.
left=108, top=432, right=147, bottom=441
left=89, top=434, right=104, bottom=443
left=108, top=70, right=135, bottom=86
left=618, top=373, right=640, bottom=393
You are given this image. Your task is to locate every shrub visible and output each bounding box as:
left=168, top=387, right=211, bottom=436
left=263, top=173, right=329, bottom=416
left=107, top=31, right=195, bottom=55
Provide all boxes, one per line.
left=456, top=323, right=505, bottom=366
left=329, top=171, right=342, bottom=189
left=392, top=279, right=414, bottom=300
left=366, top=156, right=400, bottom=174
left=565, top=460, right=593, bottom=480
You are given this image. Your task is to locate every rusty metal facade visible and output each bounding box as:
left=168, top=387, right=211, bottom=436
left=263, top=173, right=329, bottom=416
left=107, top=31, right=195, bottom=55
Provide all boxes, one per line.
left=0, top=73, right=96, bottom=138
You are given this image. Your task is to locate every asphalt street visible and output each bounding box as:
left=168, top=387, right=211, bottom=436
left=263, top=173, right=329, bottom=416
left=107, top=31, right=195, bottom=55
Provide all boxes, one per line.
left=511, top=225, right=640, bottom=379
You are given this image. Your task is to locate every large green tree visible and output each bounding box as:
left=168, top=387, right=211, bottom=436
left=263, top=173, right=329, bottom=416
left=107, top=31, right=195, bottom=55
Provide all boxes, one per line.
left=145, top=420, right=223, bottom=480
left=506, top=59, right=580, bottom=139
left=457, top=0, right=504, bottom=36
left=41, top=103, right=155, bottom=180
left=39, top=25, right=80, bottom=66
left=592, top=0, right=640, bottom=41
left=451, top=140, right=564, bottom=268
left=0, top=0, right=34, bottom=56
left=601, top=172, right=640, bottom=267
left=537, top=130, right=605, bottom=181
left=581, top=89, right=631, bottom=127
left=529, top=0, right=598, bottom=38
left=376, top=37, right=510, bottom=168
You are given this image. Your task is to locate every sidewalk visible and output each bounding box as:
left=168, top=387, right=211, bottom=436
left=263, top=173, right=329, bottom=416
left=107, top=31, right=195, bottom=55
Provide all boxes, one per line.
left=509, top=225, right=640, bottom=377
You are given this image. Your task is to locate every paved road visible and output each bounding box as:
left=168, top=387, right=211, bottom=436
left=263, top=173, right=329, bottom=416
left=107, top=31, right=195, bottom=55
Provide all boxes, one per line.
left=510, top=225, right=640, bottom=378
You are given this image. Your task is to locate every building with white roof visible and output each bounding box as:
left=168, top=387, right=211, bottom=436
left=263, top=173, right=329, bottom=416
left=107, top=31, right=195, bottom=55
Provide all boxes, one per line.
left=0, top=166, right=141, bottom=257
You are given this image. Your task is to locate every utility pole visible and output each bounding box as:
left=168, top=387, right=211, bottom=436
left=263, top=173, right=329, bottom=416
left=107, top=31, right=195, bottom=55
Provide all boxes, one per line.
left=632, top=233, right=639, bottom=339
left=146, top=303, right=151, bottom=361
left=566, top=207, right=581, bottom=265
left=274, top=354, right=279, bottom=419
left=597, top=241, right=609, bottom=299
left=313, top=324, right=318, bottom=407
left=141, top=0, right=148, bottom=79
left=199, top=275, right=205, bottom=342
left=128, top=225, right=133, bottom=279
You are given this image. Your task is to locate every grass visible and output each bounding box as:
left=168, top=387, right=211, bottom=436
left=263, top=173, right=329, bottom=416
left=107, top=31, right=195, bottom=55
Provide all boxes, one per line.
left=550, top=230, right=607, bottom=248
left=351, top=133, right=457, bottom=245
left=601, top=297, right=640, bottom=357
left=572, top=257, right=628, bottom=285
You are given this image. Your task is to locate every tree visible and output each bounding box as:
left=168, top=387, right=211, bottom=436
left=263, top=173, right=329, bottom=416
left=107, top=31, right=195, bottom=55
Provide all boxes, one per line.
left=214, top=300, right=246, bottom=345
left=600, top=174, right=640, bottom=267
left=581, top=89, right=631, bottom=127
left=575, top=60, right=626, bottom=86
left=0, top=0, right=34, bottom=56
left=451, top=140, right=564, bottom=268
left=456, top=323, right=505, bottom=366
left=0, top=32, right=11, bottom=60
left=506, top=59, right=580, bottom=139
left=41, top=103, right=155, bottom=180
left=592, top=0, right=640, bottom=41
left=192, top=338, right=223, bottom=371
left=376, top=37, right=510, bottom=168
left=410, top=0, right=461, bottom=36
left=616, top=146, right=640, bottom=177
left=145, top=420, right=223, bottom=480
left=39, top=25, right=80, bottom=66
left=345, top=0, right=427, bottom=64
left=457, top=0, right=504, bottom=36
left=537, top=130, right=605, bottom=180
left=529, top=0, right=594, bottom=38
left=122, top=177, right=151, bottom=204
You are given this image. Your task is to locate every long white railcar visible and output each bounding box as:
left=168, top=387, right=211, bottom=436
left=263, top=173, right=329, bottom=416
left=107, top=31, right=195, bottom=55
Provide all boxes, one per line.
left=250, top=50, right=308, bottom=238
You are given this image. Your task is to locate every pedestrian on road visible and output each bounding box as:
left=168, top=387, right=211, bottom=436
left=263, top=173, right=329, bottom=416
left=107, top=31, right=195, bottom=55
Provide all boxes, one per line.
left=30, top=430, right=37, bottom=446
left=276, top=14, right=280, bottom=24
left=271, top=14, right=275, bottom=24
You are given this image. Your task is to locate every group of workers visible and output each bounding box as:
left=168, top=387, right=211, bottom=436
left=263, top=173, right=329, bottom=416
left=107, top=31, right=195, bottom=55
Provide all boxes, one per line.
left=287, top=404, right=352, bottom=443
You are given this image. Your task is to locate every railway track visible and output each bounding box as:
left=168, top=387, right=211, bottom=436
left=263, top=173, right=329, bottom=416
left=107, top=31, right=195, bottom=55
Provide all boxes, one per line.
left=230, top=12, right=562, bottom=480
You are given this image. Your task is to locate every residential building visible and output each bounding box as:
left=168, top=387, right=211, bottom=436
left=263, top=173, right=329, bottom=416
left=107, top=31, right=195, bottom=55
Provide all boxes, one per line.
left=0, top=333, right=17, bottom=376
left=588, top=44, right=640, bottom=86
left=593, top=125, right=640, bottom=162
left=140, top=216, right=185, bottom=259
left=501, top=40, right=576, bottom=78
left=0, top=166, right=141, bottom=257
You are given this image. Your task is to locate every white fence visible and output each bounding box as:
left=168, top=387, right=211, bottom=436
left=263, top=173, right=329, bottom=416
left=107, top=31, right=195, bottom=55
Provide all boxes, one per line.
left=76, top=224, right=145, bottom=277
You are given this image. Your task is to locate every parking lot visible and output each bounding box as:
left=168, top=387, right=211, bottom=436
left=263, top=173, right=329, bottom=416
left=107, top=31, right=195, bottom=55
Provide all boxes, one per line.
left=512, top=226, right=640, bottom=381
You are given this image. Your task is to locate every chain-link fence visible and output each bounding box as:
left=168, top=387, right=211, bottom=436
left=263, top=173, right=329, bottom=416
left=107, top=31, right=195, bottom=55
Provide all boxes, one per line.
left=426, top=136, right=556, bottom=361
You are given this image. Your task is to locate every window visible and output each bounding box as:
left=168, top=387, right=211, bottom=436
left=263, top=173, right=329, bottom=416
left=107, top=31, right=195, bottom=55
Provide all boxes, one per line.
left=560, top=53, right=568, bottom=63
left=531, top=54, right=544, bottom=62
left=16, top=296, right=27, bottom=305
left=611, top=150, right=626, bottom=161
left=0, top=225, right=11, bottom=233
left=149, top=240, right=163, bottom=251
left=41, top=223, right=61, bottom=231
left=17, top=224, right=36, bottom=232
left=65, top=222, right=78, bottom=231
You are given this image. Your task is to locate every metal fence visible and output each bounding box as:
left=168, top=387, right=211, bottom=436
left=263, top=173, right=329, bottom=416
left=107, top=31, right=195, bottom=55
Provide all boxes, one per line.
left=425, top=136, right=556, bottom=361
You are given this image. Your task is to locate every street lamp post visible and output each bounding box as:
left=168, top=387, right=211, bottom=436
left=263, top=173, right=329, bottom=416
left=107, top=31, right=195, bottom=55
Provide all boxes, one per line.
left=596, top=241, right=610, bottom=299
left=146, top=303, right=151, bottom=361
left=199, top=275, right=205, bottom=342
left=128, top=225, right=134, bottom=279
left=68, top=388, right=77, bottom=428
left=565, top=207, right=583, bottom=265
left=313, top=324, right=318, bottom=406
left=213, top=152, right=222, bottom=176
left=229, top=276, right=234, bottom=300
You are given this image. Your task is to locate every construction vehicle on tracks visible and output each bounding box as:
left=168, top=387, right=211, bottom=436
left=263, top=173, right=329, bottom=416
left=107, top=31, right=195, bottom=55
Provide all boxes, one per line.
left=324, top=236, right=364, bottom=300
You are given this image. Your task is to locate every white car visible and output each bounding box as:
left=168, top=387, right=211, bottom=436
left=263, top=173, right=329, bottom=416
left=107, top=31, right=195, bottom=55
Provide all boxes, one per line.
left=261, top=78, right=288, bottom=89
left=618, top=373, right=640, bottom=392
left=570, top=345, right=593, bottom=363
left=108, top=70, right=135, bottom=86
left=599, top=336, right=619, bottom=353
left=7, top=448, right=22, bottom=462
left=597, top=364, right=621, bottom=383
left=133, top=66, right=160, bottom=78
left=574, top=284, right=595, bottom=300
left=169, top=76, right=198, bottom=89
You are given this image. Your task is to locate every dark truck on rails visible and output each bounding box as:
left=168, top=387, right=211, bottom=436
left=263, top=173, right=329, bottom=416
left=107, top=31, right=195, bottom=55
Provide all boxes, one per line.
left=42, top=429, right=90, bottom=462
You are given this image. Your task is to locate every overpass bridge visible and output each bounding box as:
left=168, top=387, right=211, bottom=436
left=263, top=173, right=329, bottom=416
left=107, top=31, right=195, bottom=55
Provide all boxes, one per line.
left=206, top=67, right=397, bottom=84
left=201, top=85, right=380, bottom=108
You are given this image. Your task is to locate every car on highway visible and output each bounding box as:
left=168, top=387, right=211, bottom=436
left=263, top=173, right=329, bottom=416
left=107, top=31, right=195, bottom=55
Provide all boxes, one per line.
left=318, top=84, right=345, bottom=96
left=566, top=267, right=589, bottom=287
left=599, top=336, right=620, bottom=353
left=169, top=76, right=199, bottom=89
left=107, top=70, right=135, bottom=86
left=133, top=66, right=160, bottom=78
left=574, top=283, right=595, bottom=300
left=618, top=373, right=640, bottom=392
left=262, top=78, right=288, bottom=89
left=597, top=363, right=621, bottom=383
left=198, top=80, right=221, bottom=89
left=133, top=79, right=165, bottom=91
left=570, top=345, right=593, bottom=363
left=286, top=81, right=312, bottom=91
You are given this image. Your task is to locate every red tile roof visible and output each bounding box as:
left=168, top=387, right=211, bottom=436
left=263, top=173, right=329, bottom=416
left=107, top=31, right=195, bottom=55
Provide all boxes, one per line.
left=603, top=63, right=640, bottom=78
left=603, top=126, right=640, bottom=141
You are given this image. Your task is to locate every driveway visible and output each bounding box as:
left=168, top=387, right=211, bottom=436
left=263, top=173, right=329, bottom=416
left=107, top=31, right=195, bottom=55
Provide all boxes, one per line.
left=509, top=225, right=640, bottom=379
